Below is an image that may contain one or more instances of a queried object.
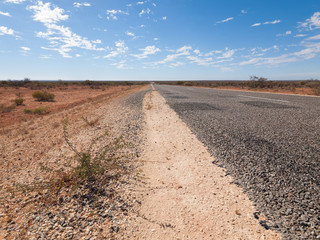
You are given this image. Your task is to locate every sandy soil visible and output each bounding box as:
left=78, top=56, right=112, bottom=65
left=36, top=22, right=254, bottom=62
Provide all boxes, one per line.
left=125, top=89, right=281, bottom=239
left=0, top=85, right=138, bottom=127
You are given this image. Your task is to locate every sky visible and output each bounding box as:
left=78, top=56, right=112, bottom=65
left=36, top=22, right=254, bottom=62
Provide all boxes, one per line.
left=0, top=0, right=320, bottom=81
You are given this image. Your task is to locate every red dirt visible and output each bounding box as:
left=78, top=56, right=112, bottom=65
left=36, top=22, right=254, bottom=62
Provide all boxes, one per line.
left=0, top=85, right=144, bottom=128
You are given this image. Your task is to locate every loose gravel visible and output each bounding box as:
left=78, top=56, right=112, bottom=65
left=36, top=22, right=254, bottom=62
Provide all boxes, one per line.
left=156, top=85, right=320, bottom=239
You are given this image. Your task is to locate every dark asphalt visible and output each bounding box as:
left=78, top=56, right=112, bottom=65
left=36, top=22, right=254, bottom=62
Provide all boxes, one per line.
left=155, top=85, right=320, bottom=239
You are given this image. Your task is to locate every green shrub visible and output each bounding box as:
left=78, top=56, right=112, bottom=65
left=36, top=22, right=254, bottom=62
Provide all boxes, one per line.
left=14, top=98, right=24, bottom=106
left=23, top=107, right=49, bottom=115
left=32, top=91, right=55, bottom=101
left=63, top=117, right=126, bottom=181
left=23, top=109, right=33, bottom=114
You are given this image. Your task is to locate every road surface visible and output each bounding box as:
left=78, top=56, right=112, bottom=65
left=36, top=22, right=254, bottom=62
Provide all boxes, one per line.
left=155, top=85, right=320, bottom=239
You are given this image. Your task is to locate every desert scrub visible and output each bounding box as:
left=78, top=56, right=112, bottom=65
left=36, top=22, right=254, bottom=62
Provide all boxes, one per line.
left=23, top=107, right=49, bottom=115
left=63, top=117, right=127, bottom=181
left=32, top=91, right=55, bottom=101
left=0, top=104, right=16, bottom=113
left=14, top=98, right=24, bottom=105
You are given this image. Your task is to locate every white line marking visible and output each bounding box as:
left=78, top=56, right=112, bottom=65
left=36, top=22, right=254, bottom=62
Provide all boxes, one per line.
left=238, top=95, right=290, bottom=103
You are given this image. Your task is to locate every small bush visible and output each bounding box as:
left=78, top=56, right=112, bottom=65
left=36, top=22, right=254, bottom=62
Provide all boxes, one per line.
left=23, top=107, right=49, bottom=115
left=32, top=91, right=55, bottom=102
left=23, top=109, right=33, bottom=114
left=0, top=104, right=16, bottom=113
left=14, top=98, right=24, bottom=106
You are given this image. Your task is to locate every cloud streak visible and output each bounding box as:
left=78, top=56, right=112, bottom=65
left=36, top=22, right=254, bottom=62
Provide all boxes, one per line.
left=0, top=11, right=11, bottom=17
left=251, top=20, right=280, bottom=27
left=216, top=17, right=234, bottom=24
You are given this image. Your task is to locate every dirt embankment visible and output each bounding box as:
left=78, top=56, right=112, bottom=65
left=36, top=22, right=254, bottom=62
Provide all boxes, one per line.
left=123, top=89, right=281, bottom=239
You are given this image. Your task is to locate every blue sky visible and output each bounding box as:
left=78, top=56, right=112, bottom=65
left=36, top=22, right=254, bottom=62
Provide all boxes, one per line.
left=0, top=0, right=320, bottom=80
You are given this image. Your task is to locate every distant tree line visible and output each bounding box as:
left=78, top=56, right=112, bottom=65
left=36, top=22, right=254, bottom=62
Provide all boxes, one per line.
left=0, top=78, right=146, bottom=89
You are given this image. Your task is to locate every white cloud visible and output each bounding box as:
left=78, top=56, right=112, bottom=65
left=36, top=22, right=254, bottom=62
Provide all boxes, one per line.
left=155, top=45, right=192, bottom=65
left=241, top=10, right=247, bottom=14
left=4, top=0, right=25, bottom=4
left=251, top=23, right=261, bottom=27
left=36, top=22, right=105, bottom=58
left=111, top=60, right=126, bottom=69
left=139, top=8, right=151, bottom=16
left=277, top=30, right=292, bottom=37
left=187, top=56, right=213, bottom=66
left=152, top=3, right=156, bottom=7
left=251, top=19, right=281, bottom=27
left=40, top=54, right=52, bottom=59
left=0, top=26, right=15, bottom=36
left=104, top=40, right=128, bottom=59
left=240, top=54, right=297, bottom=66
left=132, top=45, right=160, bottom=59
left=307, top=34, right=320, bottom=40
left=106, top=9, right=128, bottom=20
left=73, top=2, right=91, bottom=8
left=0, top=11, right=11, bottom=17
left=299, top=12, right=320, bottom=30
left=216, top=48, right=236, bottom=59
left=171, top=62, right=184, bottom=67
left=153, top=37, right=158, bottom=41
left=295, top=34, right=307, bottom=38
left=28, top=1, right=68, bottom=24
left=162, top=16, right=167, bottom=20
left=21, top=46, right=30, bottom=51
left=126, top=31, right=135, bottom=38
left=137, top=1, right=144, bottom=5
left=240, top=42, right=320, bottom=66
left=216, top=17, right=234, bottom=24
left=193, top=49, right=201, bottom=55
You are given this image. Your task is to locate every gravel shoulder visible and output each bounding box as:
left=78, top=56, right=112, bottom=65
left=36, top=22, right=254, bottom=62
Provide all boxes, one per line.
left=123, top=89, right=281, bottom=239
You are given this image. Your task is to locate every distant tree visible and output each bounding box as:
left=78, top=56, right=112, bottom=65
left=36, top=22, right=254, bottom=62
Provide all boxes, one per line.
left=249, top=75, right=268, bottom=88
left=24, top=78, right=31, bottom=83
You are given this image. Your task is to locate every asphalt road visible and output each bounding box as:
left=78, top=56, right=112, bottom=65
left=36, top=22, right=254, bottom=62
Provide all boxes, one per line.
left=155, top=85, right=320, bottom=239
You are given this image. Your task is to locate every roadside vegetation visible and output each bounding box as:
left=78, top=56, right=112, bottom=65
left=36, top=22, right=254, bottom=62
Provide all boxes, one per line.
left=23, top=107, right=49, bottom=115
left=0, top=78, right=146, bottom=90
left=159, top=77, right=320, bottom=96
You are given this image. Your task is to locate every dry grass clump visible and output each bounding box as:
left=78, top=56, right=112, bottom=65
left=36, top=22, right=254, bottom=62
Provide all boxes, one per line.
left=23, top=107, right=49, bottom=115
left=32, top=91, right=55, bottom=102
